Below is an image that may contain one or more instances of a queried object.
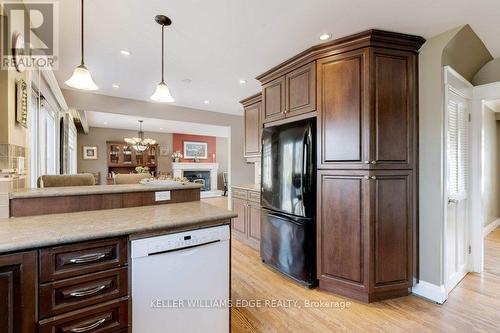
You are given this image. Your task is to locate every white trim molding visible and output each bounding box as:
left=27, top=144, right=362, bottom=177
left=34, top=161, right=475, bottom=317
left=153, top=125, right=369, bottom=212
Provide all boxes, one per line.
left=483, top=218, right=500, bottom=238
left=412, top=280, right=447, bottom=304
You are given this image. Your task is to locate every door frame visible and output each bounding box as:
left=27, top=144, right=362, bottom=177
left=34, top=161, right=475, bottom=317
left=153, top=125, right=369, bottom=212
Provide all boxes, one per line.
left=442, top=66, right=473, bottom=294
left=470, top=80, right=500, bottom=273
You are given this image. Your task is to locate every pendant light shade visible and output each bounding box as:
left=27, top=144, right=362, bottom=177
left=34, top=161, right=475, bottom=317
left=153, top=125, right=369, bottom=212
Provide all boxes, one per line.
left=66, top=0, right=98, bottom=91
left=151, top=81, right=174, bottom=103
left=150, top=15, right=174, bottom=103
left=65, top=64, right=98, bottom=90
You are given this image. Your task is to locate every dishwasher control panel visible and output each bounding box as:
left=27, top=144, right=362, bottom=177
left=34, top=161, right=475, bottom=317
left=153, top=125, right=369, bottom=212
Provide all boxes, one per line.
left=131, top=225, right=230, bottom=258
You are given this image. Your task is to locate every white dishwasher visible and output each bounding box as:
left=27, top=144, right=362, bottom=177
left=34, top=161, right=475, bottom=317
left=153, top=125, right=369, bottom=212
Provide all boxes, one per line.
left=131, top=225, right=230, bottom=333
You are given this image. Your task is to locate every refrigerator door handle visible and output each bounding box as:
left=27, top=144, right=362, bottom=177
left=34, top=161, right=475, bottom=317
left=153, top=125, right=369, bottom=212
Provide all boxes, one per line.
left=302, top=128, right=312, bottom=196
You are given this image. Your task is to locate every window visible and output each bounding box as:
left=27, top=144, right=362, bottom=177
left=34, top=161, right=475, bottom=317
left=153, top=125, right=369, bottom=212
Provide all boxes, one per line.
left=30, top=89, right=59, bottom=187
left=68, top=121, right=77, bottom=174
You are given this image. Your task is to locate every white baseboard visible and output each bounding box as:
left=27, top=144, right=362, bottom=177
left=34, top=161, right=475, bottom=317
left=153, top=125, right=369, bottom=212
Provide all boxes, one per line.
left=411, top=280, right=447, bottom=304
left=483, top=218, right=500, bottom=237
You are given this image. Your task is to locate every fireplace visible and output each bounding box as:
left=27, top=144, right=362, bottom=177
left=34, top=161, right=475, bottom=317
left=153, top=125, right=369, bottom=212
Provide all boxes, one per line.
left=183, top=171, right=211, bottom=191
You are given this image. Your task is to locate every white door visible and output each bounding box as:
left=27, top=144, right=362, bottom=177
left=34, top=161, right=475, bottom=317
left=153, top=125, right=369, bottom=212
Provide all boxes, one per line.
left=445, top=90, right=470, bottom=293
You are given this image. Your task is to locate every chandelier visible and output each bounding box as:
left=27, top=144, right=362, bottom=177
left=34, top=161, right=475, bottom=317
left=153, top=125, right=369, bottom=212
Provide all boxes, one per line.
left=124, top=120, right=156, bottom=152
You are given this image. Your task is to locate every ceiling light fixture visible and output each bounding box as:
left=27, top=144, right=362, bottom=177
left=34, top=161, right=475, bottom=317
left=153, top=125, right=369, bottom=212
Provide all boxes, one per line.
left=319, top=33, right=331, bottom=41
left=124, top=120, right=157, bottom=152
left=120, top=50, right=131, bottom=56
left=65, top=0, right=98, bottom=91
left=204, top=100, right=210, bottom=104
left=150, top=15, right=175, bottom=103
left=238, top=79, right=247, bottom=84
left=112, top=84, right=119, bottom=88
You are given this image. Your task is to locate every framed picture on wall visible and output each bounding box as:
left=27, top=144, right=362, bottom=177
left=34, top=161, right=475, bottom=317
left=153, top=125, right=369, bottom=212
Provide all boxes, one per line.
left=82, top=146, right=98, bottom=160
left=183, top=141, right=208, bottom=159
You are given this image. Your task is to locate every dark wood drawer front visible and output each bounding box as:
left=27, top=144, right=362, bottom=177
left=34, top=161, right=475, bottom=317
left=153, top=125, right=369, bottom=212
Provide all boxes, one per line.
left=38, top=298, right=128, bottom=333
left=40, top=238, right=128, bottom=283
left=39, top=268, right=128, bottom=319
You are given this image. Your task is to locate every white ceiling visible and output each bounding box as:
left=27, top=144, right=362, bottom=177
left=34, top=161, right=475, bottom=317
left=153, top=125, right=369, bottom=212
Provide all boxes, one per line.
left=85, top=111, right=230, bottom=137
left=55, top=0, right=500, bottom=115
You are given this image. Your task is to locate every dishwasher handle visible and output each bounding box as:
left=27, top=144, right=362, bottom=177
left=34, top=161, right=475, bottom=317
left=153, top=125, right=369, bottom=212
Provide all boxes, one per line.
left=147, top=239, right=221, bottom=257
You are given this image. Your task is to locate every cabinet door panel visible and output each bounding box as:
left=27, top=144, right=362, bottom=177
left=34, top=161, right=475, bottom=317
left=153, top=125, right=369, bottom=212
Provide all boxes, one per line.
left=231, top=198, right=247, bottom=234
left=372, top=171, right=412, bottom=287
left=317, top=50, right=368, bottom=168
left=248, top=203, right=261, bottom=243
left=263, top=77, right=286, bottom=123
left=286, top=62, right=316, bottom=117
left=371, top=49, right=415, bottom=168
left=244, top=102, right=262, bottom=157
left=317, top=172, right=366, bottom=284
left=0, top=251, right=36, bottom=333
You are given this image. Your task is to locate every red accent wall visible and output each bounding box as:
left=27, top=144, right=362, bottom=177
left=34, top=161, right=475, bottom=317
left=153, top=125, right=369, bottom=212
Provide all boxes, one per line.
left=172, top=133, right=216, bottom=162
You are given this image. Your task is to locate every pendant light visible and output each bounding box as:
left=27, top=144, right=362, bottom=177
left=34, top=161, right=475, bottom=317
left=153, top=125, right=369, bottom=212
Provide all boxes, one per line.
left=124, top=120, right=157, bottom=152
left=65, top=0, right=98, bottom=90
left=150, top=15, right=175, bottom=103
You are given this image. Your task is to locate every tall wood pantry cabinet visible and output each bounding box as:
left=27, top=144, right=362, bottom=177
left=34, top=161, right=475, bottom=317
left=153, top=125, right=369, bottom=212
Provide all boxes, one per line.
left=255, top=30, right=425, bottom=302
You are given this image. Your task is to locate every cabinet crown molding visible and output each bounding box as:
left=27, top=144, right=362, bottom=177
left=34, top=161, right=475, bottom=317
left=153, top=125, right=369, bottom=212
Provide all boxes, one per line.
left=239, top=93, right=262, bottom=107
left=256, top=29, right=426, bottom=84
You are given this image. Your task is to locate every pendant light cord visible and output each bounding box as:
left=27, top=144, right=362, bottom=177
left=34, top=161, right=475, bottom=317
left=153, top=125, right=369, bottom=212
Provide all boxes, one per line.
left=81, top=0, right=84, bottom=65
left=161, top=24, right=165, bottom=83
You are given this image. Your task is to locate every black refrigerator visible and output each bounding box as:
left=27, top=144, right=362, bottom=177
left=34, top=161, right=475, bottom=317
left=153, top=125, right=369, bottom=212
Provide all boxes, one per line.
left=260, top=118, right=317, bottom=287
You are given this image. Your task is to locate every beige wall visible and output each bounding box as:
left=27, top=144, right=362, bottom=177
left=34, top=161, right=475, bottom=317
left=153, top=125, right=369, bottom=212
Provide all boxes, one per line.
left=64, top=90, right=253, bottom=186
left=442, top=25, right=492, bottom=82
left=472, top=58, right=500, bottom=86
left=483, top=107, right=499, bottom=226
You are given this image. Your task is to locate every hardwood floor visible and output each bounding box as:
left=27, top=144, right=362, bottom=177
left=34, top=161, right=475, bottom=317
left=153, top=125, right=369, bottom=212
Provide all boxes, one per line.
left=231, top=233, right=500, bottom=333
left=485, top=227, right=500, bottom=276
left=204, top=196, right=500, bottom=332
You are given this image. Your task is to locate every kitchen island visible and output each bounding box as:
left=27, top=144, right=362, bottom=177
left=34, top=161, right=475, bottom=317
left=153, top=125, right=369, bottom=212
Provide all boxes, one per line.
left=0, top=196, right=236, bottom=332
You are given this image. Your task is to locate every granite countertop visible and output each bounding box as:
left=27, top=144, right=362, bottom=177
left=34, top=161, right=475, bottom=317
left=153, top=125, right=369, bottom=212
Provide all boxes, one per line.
left=232, top=183, right=261, bottom=192
left=9, top=183, right=203, bottom=199
left=0, top=201, right=236, bottom=253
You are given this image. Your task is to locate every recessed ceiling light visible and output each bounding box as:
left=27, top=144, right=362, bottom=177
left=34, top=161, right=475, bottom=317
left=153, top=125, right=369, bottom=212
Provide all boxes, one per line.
left=159, top=127, right=164, bottom=130
left=204, top=100, right=210, bottom=104
left=319, top=33, right=331, bottom=41
left=239, top=79, right=247, bottom=84
left=103, top=122, right=108, bottom=125
left=120, top=50, right=131, bottom=56
left=112, top=84, right=119, bottom=88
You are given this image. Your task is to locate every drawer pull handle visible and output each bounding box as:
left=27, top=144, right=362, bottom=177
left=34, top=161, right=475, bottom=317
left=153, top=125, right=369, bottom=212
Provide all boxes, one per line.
left=69, top=253, right=106, bottom=264
left=70, top=318, right=106, bottom=333
left=69, top=285, right=106, bottom=297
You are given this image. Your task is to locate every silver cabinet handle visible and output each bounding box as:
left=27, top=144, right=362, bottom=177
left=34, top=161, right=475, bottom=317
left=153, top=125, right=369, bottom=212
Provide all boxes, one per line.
left=370, top=176, right=377, bottom=180
left=364, top=176, right=370, bottom=180
left=364, top=161, right=370, bottom=164
left=70, top=318, right=106, bottom=333
left=371, top=161, right=377, bottom=164
left=68, top=253, right=106, bottom=264
left=69, top=285, right=106, bottom=298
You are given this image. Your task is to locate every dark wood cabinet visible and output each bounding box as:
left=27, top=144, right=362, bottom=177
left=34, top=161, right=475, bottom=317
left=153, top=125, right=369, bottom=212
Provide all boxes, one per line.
left=369, top=48, right=417, bottom=169
left=317, top=170, right=413, bottom=302
left=263, top=76, right=286, bottom=123
left=231, top=187, right=261, bottom=250
left=0, top=251, right=36, bottom=333
left=241, top=94, right=262, bottom=158
left=262, top=63, right=316, bottom=124
left=255, top=30, right=423, bottom=302
left=317, top=49, right=369, bottom=168
left=285, top=62, right=316, bottom=117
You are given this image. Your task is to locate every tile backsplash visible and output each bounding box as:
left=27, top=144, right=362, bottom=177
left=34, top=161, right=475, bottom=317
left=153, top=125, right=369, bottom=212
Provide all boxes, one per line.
left=0, top=144, right=28, bottom=192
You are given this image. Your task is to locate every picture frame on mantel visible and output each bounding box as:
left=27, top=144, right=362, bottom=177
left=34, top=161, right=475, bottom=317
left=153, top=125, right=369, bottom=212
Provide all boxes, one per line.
left=183, top=141, right=207, bottom=159
left=82, top=146, right=98, bottom=160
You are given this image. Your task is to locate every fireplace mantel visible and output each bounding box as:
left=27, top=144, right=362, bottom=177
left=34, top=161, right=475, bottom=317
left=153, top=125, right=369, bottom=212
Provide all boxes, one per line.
left=172, top=162, right=219, bottom=194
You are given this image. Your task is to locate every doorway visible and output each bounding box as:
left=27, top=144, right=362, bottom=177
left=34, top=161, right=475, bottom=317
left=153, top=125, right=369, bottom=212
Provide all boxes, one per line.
left=444, top=71, right=472, bottom=293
